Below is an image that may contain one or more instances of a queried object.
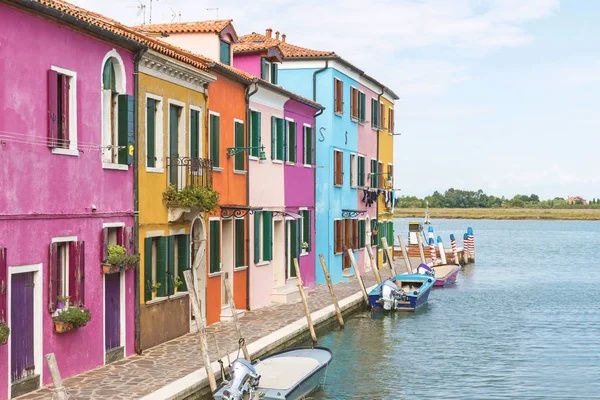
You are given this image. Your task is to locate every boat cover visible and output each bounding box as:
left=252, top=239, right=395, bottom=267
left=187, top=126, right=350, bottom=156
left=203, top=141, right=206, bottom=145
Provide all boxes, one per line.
left=255, top=356, right=320, bottom=390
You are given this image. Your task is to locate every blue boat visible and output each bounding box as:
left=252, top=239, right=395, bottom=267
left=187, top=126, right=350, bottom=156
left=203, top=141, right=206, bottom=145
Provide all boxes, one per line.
left=369, top=274, right=435, bottom=311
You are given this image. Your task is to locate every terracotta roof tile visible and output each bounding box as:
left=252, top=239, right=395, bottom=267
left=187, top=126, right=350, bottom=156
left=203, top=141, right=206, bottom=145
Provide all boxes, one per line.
left=132, top=20, right=233, bottom=34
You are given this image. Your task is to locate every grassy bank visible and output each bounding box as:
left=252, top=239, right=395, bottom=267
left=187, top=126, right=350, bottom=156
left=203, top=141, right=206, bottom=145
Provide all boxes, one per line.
left=394, top=208, right=600, bottom=221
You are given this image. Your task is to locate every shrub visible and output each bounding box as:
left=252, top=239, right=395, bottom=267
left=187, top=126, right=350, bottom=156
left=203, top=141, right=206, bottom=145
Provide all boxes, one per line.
left=163, top=184, right=219, bottom=212
left=0, top=322, right=9, bottom=344
left=106, top=245, right=139, bottom=267
left=55, top=307, right=91, bottom=328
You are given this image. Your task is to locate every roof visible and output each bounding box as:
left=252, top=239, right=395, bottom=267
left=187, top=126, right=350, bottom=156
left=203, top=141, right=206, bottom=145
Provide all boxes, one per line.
left=132, top=20, right=233, bottom=35
left=8, top=0, right=213, bottom=72
left=239, top=32, right=399, bottom=100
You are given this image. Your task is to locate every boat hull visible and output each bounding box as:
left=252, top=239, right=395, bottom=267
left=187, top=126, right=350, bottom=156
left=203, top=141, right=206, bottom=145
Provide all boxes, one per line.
left=368, top=274, right=434, bottom=312
left=431, top=264, right=460, bottom=286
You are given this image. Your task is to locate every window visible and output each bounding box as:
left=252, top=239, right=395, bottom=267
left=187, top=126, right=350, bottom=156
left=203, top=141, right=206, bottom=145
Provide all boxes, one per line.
left=234, top=120, right=245, bottom=171
left=48, top=67, right=77, bottom=154
left=334, top=150, right=343, bottom=186
left=371, top=98, right=380, bottom=129
left=378, top=161, right=384, bottom=188
left=220, top=40, right=231, bottom=65
left=387, top=164, right=394, bottom=187
left=235, top=218, right=245, bottom=269
left=209, top=113, right=220, bottom=167
left=142, top=234, right=189, bottom=300
left=370, top=159, right=378, bottom=188
left=350, top=154, right=357, bottom=188
left=358, top=219, right=366, bottom=249
left=101, top=58, right=132, bottom=165
left=146, top=97, right=161, bottom=168
left=358, top=91, right=366, bottom=123
left=49, top=238, right=85, bottom=312
left=371, top=219, right=378, bottom=246
left=285, top=120, right=297, bottom=163
left=190, top=108, right=201, bottom=159
left=350, top=87, right=358, bottom=120
left=388, top=108, right=395, bottom=133
left=253, top=212, right=273, bottom=263
left=300, top=209, right=311, bottom=253
left=271, top=117, right=284, bottom=161
left=250, top=111, right=261, bottom=158
left=260, top=58, right=279, bottom=84
left=334, top=78, right=343, bottom=114
left=209, top=220, right=221, bottom=274
left=287, top=219, right=300, bottom=278
left=334, top=220, right=344, bottom=254
left=358, top=155, right=366, bottom=187
left=168, top=105, right=183, bottom=187
left=380, top=103, right=386, bottom=130
left=303, top=125, right=313, bottom=165
left=378, top=221, right=385, bottom=248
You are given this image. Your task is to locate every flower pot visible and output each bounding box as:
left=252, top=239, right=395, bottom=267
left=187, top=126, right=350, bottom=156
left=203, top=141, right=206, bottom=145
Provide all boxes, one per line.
left=54, top=321, right=74, bottom=333
left=102, top=263, right=123, bottom=274
left=57, top=302, right=66, bottom=310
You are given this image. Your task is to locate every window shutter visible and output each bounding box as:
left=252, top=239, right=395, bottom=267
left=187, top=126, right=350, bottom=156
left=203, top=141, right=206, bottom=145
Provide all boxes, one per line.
left=144, top=237, right=153, bottom=302
left=263, top=212, right=273, bottom=261
left=60, top=74, right=70, bottom=148
left=190, top=109, right=198, bottom=159
left=210, top=221, right=221, bottom=274
left=289, top=122, right=297, bottom=163
left=378, top=222, right=384, bottom=248
left=235, top=219, right=245, bottom=268
left=76, top=241, right=85, bottom=306
left=147, top=99, right=156, bottom=167
left=124, top=226, right=135, bottom=256
left=167, top=236, right=175, bottom=296
left=270, top=116, right=276, bottom=160
left=254, top=213, right=261, bottom=263
left=352, top=219, right=358, bottom=250
left=118, top=95, right=134, bottom=165
left=68, top=241, right=77, bottom=304
left=47, top=70, right=59, bottom=148
left=283, top=120, right=288, bottom=162
left=49, top=243, right=58, bottom=313
left=251, top=111, right=261, bottom=157
left=260, top=58, right=267, bottom=80
left=272, top=63, right=278, bottom=84
left=101, top=227, right=109, bottom=262
left=156, top=236, right=168, bottom=297
left=234, top=121, right=245, bottom=170
left=177, top=235, right=190, bottom=292
left=0, top=248, right=7, bottom=322
left=359, top=220, right=366, bottom=248
left=277, top=119, right=284, bottom=161
left=387, top=221, right=394, bottom=247
left=303, top=211, right=311, bottom=251
left=334, top=79, right=338, bottom=113
left=378, top=162, right=384, bottom=188
left=290, top=221, right=298, bottom=277
left=210, top=114, right=220, bottom=167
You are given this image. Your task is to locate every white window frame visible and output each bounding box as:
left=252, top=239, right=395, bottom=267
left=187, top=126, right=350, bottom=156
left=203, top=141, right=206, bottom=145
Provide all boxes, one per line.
left=350, top=153, right=357, bottom=188
left=388, top=106, right=394, bottom=135
left=233, top=118, right=247, bottom=174
left=145, top=93, right=164, bottom=172
left=189, top=105, right=203, bottom=160
left=299, top=207, right=309, bottom=256
left=51, top=65, right=78, bottom=157
left=51, top=236, right=78, bottom=301
left=303, top=123, right=312, bottom=167
left=209, top=110, right=222, bottom=171
left=167, top=99, right=187, bottom=189
left=264, top=60, right=272, bottom=82
left=285, top=117, right=296, bottom=165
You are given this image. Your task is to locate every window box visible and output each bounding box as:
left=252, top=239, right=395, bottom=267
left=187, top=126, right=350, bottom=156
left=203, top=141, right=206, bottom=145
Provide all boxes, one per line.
left=54, top=321, right=74, bottom=334
left=102, top=244, right=139, bottom=274
left=102, top=263, right=128, bottom=274
left=0, top=322, right=9, bottom=346
left=53, top=306, right=91, bottom=333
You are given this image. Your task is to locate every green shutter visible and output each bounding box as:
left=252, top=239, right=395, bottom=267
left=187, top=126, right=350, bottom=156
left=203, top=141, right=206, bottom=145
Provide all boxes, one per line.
left=358, top=157, right=365, bottom=187
left=156, top=237, right=168, bottom=297
left=210, top=114, right=220, bottom=167
left=260, top=58, right=267, bottom=80
left=210, top=221, right=221, bottom=274
left=235, top=218, right=245, bottom=268
left=190, top=110, right=199, bottom=159
left=169, top=106, right=180, bottom=186
left=276, top=119, right=284, bottom=161
left=263, top=212, right=273, bottom=261
left=167, top=236, right=175, bottom=296
left=359, top=92, right=366, bottom=122
left=234, top=121, right=245, bottom=170
left=220, top=40, right=231, bottom=65
left=271, top=63, right=278, bottom=84
left=283, top=119, right=288, bottom=162
left=177, top=234, right=190, bottom=291
left=378, top=222, right=384, bottom=248
left=371, top=160, right=377, bottom=188
left=103, top=59, right=115, bottom=90
left=387, top=221, right=394, bottom=248
left=304, top=127, right=313, bottom=165
left=254, top=212, right=261, bottom=263
left=146, top=99, right=156, bottom=168
left=303, top=210, right=311, bottom=251
left=144, top=237, right=153, bottom=302
left=290, top=221, right=298, bottom=277
left=251, top=111, right=261, bottom=157
left=290, top=122, right=297, bottom=163
left=271, top=116, right=276, bottom=159
left=118, top=95, right=134, bottom=165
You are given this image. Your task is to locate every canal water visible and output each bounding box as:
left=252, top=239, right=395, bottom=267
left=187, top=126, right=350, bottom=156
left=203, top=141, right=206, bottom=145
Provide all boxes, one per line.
left=311, top=219, right=600, bottom=399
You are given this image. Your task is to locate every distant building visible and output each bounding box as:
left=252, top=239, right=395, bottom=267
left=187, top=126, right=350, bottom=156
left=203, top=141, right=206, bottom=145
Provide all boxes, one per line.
left=567, top=196, right=587, bottom=205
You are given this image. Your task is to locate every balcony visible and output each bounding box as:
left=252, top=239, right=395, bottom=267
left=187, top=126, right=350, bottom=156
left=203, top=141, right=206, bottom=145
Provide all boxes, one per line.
left=166, top=157, right=213, bottom=190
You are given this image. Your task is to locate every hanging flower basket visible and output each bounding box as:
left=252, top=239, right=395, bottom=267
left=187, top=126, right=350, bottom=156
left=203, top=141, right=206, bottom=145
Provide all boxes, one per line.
left=53, top=306, right=91, bottom=334
left=0, top=322, right=9, bottom=346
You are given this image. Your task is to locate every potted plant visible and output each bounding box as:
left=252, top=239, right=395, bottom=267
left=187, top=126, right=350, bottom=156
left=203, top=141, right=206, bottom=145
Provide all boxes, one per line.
left=301, top=242, right=309, bottom=250
left=0, top=322, right=9, bottom=346
left=150, top=282, right=161, bottom=299
left=53, top=306, right=91, bottom=333
left=173, top=276, right=183, bottom=293
left=56, top=295, right=70, bottom=310
left=102, top=245, right=139, bottom=274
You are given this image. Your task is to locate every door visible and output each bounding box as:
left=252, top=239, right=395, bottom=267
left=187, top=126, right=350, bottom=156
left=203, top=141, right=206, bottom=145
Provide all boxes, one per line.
left=11, top=272, right=35, bottom=383
left=221, top=219, right=234, bottom=306
left=104, top=272, right=121, bottom=352
left=192, top=218, right=207, bottom=323
left=343, top=219, right=352, bottom=270
left=169, top=105, right=180, bottom=186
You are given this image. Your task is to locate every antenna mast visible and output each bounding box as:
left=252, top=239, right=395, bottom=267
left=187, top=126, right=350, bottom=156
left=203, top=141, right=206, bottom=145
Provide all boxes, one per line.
left=207, top=7, right=219, bottom=19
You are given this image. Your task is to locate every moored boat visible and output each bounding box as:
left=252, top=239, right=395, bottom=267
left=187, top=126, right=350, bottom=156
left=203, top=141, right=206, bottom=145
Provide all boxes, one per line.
left=368, top=274, right=434, bottom=312
left=213, top=347, right=332, bottom=400
left=417, top=263, right=460, bottom=287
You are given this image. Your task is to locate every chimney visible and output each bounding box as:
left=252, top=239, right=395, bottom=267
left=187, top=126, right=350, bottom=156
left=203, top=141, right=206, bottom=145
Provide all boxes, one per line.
left=282, top=33, right=286, bottom=43
left=266, top=28, right=272, bottom=38
left=275, top=31, right=280, bottom=40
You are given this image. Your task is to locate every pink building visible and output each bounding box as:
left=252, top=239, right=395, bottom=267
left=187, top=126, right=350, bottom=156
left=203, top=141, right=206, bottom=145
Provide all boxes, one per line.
left=0, top=2, right=142, bottom=398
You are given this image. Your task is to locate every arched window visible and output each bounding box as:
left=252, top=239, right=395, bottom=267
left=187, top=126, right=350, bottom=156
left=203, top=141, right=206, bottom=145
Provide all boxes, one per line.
left=101, top=52, right=127, bottom=165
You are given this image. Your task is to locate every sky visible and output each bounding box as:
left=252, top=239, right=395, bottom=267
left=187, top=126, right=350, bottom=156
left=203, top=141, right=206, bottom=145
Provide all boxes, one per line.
left=70, top=0, right=600, bottom=200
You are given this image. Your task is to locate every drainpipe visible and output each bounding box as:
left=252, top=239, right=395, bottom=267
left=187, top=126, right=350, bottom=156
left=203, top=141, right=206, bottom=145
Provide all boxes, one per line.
left=376, top=87, right=384, bottom=268
left=133, top=48, right=148, bottom=355
left=244, top=79, right=259, bottom=309
left=312, top=61, right=329, bottom=102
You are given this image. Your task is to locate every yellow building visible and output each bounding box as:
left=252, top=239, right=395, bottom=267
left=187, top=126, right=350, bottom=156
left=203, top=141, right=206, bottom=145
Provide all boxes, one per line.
left=377, top=88, right=399, bottom=266
left=136, top=49, right=216, bottom=350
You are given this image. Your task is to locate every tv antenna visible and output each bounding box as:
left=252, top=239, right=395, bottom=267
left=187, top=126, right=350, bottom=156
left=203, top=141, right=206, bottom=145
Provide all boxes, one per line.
left=149, top=0, right=159, bottom=24
left=170, top=7, right=182, bottom=22
left=207, top=8, right=219, bottom=19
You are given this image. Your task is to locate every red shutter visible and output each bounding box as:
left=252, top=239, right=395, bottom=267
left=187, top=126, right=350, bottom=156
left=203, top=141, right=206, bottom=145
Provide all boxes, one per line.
left=124, top=226, right=135, bottom=256
left=47, top=70, right=59, bottom=148
left=0, top=248, right=7, bottom=322
left=77, top=241, right=85, bottom=306
left=69, top=241, right=77, bottom=304
left=101, top=228, right=109, bottom=262
left=49, top=243, right=58, bottom=313
left=61, top=74, right=70, bottom=148
left=117, top=227, right=124, bottom=246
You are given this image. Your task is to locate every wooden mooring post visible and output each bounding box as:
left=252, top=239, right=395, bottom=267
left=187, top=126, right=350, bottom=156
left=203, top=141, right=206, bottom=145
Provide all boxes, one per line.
left=183, top=270, right=217, bottom=392
left=224, top=276, right=251, bottom=361
left=293, top=258, right=317, bottom=345
left=381, top=237, right=398, bottom=276
left=45, top=353, right=68, bottom=400
left=416, top=233, right=427, bottom=265
left=346, top=249, right=370, bottom=307
left=365, top=244, right=382, bottom=284
left=463, top=233, right=470, bottom=264
left=450, top=234, right=460, bottom=265
left=397, top=234, right=413, bottom=274
left=319, top=254, right=344, bottom=328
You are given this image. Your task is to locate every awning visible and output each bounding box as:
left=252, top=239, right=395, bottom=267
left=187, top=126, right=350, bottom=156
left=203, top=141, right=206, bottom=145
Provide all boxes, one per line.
left=273, top=210, right=302, bottom=219
left=220, top=205, right=263, bottom=218
left=342, top=209, right=367, bottom=218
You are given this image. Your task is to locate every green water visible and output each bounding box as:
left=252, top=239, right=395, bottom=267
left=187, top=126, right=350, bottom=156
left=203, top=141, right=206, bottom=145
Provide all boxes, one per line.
left=311, top=219, right=600, bottom=399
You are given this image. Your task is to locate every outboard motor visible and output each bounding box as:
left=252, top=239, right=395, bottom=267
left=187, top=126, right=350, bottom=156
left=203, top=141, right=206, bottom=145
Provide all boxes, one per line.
left=417, top=263, right=435, bottom=277
left=221, top=358, right=260, bottom=400
left=380, top=280, right=405, bottom=310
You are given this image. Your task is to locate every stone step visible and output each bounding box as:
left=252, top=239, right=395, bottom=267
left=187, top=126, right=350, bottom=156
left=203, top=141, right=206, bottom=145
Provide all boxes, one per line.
left=220, top=305, right=246, bottom=322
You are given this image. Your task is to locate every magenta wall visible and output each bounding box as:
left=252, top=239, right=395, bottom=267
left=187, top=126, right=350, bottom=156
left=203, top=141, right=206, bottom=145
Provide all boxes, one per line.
left=284, top=99, right=317, bottom=288
left=232, top=53, right=262, bottom=78
left=0, top=4, right=135, bottom=398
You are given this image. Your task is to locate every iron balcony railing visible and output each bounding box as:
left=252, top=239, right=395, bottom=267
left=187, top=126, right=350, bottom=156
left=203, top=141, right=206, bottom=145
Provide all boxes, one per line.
left=166, top=157, right=213, bottom=191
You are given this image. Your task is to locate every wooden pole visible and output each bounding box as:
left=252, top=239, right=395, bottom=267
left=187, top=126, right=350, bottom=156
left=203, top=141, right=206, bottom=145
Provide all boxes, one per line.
left=346, top=249, right=370, bottom=306
left=366, top=245, right=382, bottom=284
left=463, top=233, right=470, bottom=265
left=397, top=235, right=412, bottom=274
left=380, top=237, right=398, bottom=276
left=45, top=353, right=68, bottom=400
left=293, top=258, right=317, bottom=345
left=450, top=234, right=460, bottom=265
left=437, top=236, right=447, bottom=264
left=183, top=270, right=217, bottom=392
left=224, top=277, right=250, bottom=362
left=416, top=233, right=426, bottom=264
left=318, top=254, right=344, bottom=328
